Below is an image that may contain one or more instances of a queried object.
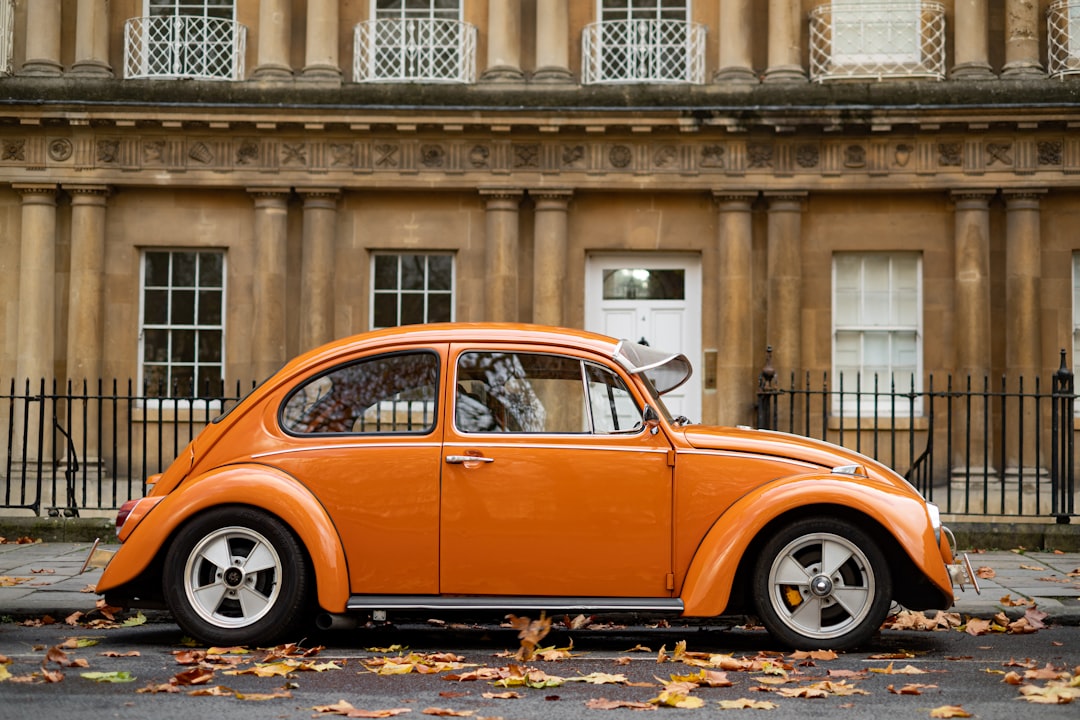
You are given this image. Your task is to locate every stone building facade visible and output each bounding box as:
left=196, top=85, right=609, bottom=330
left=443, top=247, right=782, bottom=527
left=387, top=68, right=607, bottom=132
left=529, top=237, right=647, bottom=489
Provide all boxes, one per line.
left=1, top=1, right=1079, bottom=487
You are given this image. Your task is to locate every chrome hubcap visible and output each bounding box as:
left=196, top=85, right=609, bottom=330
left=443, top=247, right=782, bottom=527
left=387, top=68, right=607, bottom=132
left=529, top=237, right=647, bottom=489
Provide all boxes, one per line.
left=183, top=526, right=282, bottom=629
left=768, top=532, right=875, bottom=640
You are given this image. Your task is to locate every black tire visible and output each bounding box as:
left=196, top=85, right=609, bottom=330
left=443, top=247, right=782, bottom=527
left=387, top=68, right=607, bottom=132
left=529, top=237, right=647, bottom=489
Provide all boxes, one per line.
left=752, top=517, right=892, bottom=650
left=163, top=506, right=310, bottom=646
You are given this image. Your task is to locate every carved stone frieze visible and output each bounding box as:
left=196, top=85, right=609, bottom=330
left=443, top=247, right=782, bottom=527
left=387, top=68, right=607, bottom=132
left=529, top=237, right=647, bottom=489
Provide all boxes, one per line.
left=1, top=131, right=1075, bottom=186
left=3, top=138, right=25, bottom=161
left=47, top=138, right=73, bottom=162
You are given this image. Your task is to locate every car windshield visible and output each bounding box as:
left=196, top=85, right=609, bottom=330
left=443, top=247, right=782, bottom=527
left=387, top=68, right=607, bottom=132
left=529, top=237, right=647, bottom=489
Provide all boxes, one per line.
left=612, top=340, right=692, bottom=395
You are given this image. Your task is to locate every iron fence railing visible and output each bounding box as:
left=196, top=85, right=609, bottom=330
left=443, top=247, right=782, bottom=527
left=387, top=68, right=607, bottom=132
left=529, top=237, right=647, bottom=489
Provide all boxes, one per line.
left=3, top=364, right=1076, bottom=520
left=0, top=0, right=12, bottom=76
left=1, top=378, right=253, bottom=516
left=124, top=15, right=246, bottom=80
left=1048, top=0, right=1080, bottom=79
left=757, top=353, right=1076, bottom=522
left=582, top=19, right=706, bottom=85
left=809, top=1, right=945, bottom=82
left=353, top=18, right=476, bottom=83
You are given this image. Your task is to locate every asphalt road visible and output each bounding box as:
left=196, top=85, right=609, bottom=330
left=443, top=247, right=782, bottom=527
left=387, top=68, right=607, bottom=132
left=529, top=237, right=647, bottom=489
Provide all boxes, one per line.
left=1, top=616, right=1078, bottom=720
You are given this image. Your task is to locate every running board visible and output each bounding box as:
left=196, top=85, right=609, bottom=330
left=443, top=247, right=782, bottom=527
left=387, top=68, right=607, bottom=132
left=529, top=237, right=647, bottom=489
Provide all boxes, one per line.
left=345, top=595, right=685, bottom=614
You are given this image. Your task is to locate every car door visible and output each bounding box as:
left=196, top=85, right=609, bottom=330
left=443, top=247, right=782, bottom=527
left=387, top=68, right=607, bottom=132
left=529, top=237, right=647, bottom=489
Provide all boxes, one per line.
left=439, top=343, right=674, bottom=597
left=271, top=344, right=448, bottom=595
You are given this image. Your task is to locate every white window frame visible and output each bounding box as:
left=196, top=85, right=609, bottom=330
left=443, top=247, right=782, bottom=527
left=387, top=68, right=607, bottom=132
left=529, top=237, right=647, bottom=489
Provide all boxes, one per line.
left=832, top=253, right=923, bottom=416
left=598, top=0, right=690, bottom=22
left=138, top=249, right=226, bottom=406
left=137, top=0, right=238, bottom=80
left=372, top=0, right=460, bottom=21
left=831, top=0, right=921, bottom=67
left=370, top=252, right=455, bottom=329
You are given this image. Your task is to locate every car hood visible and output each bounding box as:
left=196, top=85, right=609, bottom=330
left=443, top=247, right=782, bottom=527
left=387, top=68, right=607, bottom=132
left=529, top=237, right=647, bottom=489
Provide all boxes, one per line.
left=681, top=425, right=920, bottom=494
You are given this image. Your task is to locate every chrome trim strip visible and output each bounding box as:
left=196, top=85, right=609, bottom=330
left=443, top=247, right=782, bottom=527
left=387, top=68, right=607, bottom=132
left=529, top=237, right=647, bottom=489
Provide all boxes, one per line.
left=345, top=595, right=685, bottom=613
left=253, top=442, right=442, bottom=458
left=443, top=441, right=668, bottom=455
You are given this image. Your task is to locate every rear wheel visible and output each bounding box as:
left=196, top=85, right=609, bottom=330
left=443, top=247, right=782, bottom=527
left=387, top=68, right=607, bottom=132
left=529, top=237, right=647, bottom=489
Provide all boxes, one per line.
left=163, top=506, right=310, bottom=646
left=753, top=517, right=891, bottom=650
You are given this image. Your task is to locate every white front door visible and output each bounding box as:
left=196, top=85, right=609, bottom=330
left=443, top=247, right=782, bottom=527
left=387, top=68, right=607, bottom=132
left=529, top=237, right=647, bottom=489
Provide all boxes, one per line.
left=585, top=254, right=702, bottom=423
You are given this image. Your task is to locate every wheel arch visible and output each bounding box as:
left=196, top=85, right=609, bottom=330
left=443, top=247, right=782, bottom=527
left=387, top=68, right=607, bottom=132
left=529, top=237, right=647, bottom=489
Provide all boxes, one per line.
left=679, top=478, right=952, bottom=617
left=97, top=465, right=351, bottom=614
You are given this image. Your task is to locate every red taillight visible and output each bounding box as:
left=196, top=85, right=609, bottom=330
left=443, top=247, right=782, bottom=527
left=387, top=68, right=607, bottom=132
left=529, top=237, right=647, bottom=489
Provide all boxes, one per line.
left=115, top=499, right=141, bottom=536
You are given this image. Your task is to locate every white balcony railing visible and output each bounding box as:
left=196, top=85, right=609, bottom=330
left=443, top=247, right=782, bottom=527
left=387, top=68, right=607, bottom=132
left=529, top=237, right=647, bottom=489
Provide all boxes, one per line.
left=124, top=15, right=246, bottom=81
left=354, top=18, right=476, bottom=83
left=809, top=1, right=945, bottom=82
left=0, top=0, right=13, bottom=76
left=1048, top=0, right=1080, bottom=78
left=582, top=19, right=706, bottom=85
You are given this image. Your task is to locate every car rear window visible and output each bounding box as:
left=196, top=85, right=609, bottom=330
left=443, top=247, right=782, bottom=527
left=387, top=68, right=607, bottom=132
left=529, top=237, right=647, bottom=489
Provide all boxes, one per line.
left=280, top=351, right=439, bottom=435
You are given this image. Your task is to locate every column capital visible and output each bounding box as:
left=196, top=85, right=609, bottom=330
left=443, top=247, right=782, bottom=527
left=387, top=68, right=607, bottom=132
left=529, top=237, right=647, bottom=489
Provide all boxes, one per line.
left=764, top=191, right=807, bottom=209
left=480, top=187, right=525, bottom=204
left=529, top=188, right=573, bottom=204
left=297, top=187, right=341, bottom=200
left=248, top=188, right=290, bottom=214
left=950, top=189, right=995, bottom=206
left=64, top=184, right=111, bottom=198
left=1002, top=188, right=1048, bottom=204
left=13, top=184, right=59, bottom=201
left=712, top=190, right=758, bottom=207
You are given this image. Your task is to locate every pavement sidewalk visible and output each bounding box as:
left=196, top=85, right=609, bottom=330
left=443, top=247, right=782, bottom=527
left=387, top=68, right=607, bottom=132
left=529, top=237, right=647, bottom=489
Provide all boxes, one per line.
left=1, top=541, right=1078, bottom=628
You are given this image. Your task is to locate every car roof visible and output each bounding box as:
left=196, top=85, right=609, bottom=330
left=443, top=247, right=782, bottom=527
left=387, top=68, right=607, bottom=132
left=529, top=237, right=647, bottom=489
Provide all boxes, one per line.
left=288, top=322, right=621, bottom=374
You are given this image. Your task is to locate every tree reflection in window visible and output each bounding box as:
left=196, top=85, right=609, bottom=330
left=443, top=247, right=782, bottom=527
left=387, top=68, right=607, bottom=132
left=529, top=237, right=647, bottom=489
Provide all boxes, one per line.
left=281, top=351, right=439, bottom=434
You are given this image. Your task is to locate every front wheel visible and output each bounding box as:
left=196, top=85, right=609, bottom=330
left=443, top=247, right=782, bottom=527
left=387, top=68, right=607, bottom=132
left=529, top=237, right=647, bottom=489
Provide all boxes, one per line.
left=163, top=506, right=310, bottom=646
left=753, top=517, right=891, bottom=650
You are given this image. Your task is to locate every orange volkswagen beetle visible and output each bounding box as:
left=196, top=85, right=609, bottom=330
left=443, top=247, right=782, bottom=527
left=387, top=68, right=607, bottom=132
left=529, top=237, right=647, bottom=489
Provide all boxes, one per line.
left=95, top=324, right=973, bottom=649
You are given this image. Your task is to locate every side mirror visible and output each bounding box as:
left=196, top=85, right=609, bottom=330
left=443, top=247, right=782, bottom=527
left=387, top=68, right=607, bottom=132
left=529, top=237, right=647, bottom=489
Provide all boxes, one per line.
left=643, top=405, right=661, bottom=435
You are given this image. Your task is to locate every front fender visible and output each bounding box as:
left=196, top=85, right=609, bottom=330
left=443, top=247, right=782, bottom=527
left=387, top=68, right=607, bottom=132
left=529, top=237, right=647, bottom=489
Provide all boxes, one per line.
left=679, top=476, right=952, bottom=617
left=96, top=464, right=350, bottom=613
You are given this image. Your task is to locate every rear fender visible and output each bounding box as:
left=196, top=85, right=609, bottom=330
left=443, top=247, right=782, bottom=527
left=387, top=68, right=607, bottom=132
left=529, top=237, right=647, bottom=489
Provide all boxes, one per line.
left=96, top=465, right=350, bottom=613
left=679, top=476, right=951, bottom=617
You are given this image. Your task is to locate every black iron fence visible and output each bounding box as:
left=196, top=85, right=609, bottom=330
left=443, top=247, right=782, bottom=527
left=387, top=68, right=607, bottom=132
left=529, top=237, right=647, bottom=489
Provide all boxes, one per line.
left=1, top=378, right=252, bottom=517
left=2, top=361, right=1077, bottom=520
left=757, top=352, right=1076, bottom=522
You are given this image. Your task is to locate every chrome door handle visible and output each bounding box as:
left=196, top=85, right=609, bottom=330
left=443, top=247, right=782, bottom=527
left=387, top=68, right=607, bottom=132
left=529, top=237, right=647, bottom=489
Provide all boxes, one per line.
left=445, top=455, right=494, bottom=464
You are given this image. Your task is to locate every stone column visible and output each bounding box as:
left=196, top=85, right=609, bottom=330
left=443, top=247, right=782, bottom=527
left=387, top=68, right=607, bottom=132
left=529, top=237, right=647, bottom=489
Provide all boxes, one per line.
left=20, top=0, right=62, bottom=76
left=1003, top=0, right=1044, bottom=78
left=15, top=185, right=59, bottom=385
left=481, top=0, right=524, bottom=82
left=533, top=0, right=572, bottom=83
left=253, top=0, right=293, bottom=79
left=765, top=193, right=806, bottom=378
left=714, top=0, right=757, bottom=84
left=764, top=0, right=805, bottom=83
left=950, top=0, right=993, bottom=80
left=303, top=0, right=342, bottom=82
left=71, top=0, right=112, bottom=76
left=952, top=191, right=995, bottom=478
left=13, top=185, right=59, bottom=462
left=65, top=185, right=110, bottom=467
left=713, top=192, right=757, bottom=426
left=1004, top=190, right=1046, bottom=481
left=531, top=190, right=572, bottom=326
left=298, top=189, right=340, bottom=352
left=248, top=189, right=290, bottom=379
left=481, top=189, right=523, bottom=321
left=66, top=186, right=110, bottom=383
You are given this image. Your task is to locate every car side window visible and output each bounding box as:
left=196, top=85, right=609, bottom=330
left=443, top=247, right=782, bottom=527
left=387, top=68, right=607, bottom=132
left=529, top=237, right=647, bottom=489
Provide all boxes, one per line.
left=585, top=362, right=644, bottom=433
left=455, top=352, right=642, bottom=434
left=281, top=351, right=439, bottom=435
